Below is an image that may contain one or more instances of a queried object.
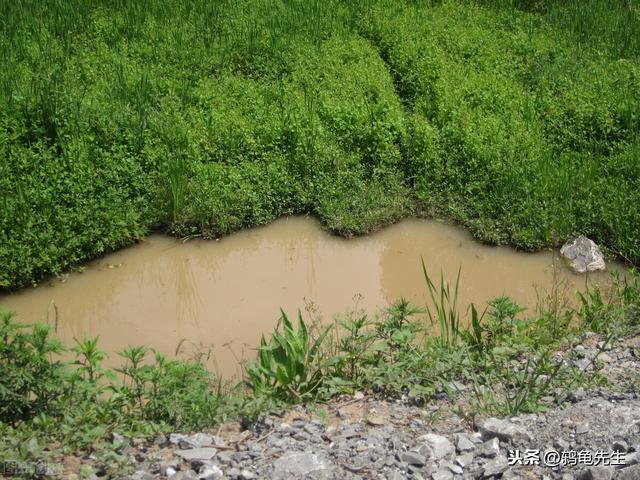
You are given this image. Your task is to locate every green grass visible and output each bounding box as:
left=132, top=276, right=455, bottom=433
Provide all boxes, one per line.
left=1, top=0, right=639, bottom=289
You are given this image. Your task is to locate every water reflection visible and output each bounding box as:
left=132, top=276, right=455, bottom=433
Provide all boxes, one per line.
left=0, top=216, right=623, bottom=378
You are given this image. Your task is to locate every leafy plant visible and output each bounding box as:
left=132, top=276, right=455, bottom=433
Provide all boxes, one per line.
left=422, top=260, right=462, bottom=349
left=0, top=310, right=65, bottom=423
left=246, top=309, right=331, bottom=401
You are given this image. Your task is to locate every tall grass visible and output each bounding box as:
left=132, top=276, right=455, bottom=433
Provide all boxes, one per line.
left=2, top=0, right=639, bottom=289
left=422, top=259, right=462, bottom=349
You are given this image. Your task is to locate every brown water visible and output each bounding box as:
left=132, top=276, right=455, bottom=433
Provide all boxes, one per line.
left=0, top=216, right=622, bottom=378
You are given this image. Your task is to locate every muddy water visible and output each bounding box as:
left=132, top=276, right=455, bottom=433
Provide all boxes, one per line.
left=0, top=217, right=622, bottom=378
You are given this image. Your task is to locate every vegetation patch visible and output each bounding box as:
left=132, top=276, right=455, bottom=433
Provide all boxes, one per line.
left=1, top=267, right=638, bottom=471
left=2, top=0, right=640, bottom=288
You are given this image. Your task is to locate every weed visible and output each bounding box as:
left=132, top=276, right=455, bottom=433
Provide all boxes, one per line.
left=246, top=309, right=331, bottom=402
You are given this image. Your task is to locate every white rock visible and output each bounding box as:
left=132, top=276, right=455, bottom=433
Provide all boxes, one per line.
left=560, top=235, right=606, bottom=273
left=418, top=433, right=455, bottom=461
left=479, top=417, right=532, bottom=443
left=175, top=448, right=217, bottom=462
left=273, top=452, right=331, bottom=479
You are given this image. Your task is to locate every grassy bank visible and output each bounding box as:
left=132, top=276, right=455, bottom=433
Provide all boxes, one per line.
left=2, top=0, right=639, bottom=289
left=1, top=267, right=639, bottom=473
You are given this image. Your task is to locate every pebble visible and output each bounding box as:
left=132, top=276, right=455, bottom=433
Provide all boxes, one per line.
left=401, top=451, right=427, bottom=467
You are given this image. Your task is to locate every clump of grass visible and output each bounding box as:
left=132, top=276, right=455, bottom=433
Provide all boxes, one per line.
left=422, top=259, right=462, bottom=349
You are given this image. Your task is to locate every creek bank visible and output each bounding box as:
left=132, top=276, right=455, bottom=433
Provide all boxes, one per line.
left=58, top=333, right=640, bottom=480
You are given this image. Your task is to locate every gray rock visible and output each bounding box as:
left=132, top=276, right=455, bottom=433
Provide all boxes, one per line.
left=560, top=235, right=606, bottom=273
left=477, top=438, right=500, bottom=458
left=170, top=433, right=187, bottom=445
left=386, top=471, right=405, bottom=480
left=456, top=434, right=476, bottom=453
left=226, top=468, right=241, bottom=478
left=175, top=448, right=217, bottom=462
left=418, top=433, right=455, bottom=460
left=456, top=453, right=475, bottom=468
left=216, top=451, right=233, bottom=464
left=501, top=469, right=523, bottom=480
left=570, top=388, right=587, bottom=403
left=432, top=467, right=454, bottom=480
left=612, top=440, right=629, bottom=453
left=624, top=451, right=640, bottom=466
left=181, top=433, right=215, bottom=449
left=479, top=418, right=532, bottom=443
left=169, top=471, right=198, bottom=480
left=446, top=462, right=464, bottom=475
left=238, top=469, right=257, bottom=480
left=576, top=466, right=614, bottom=480
left=616, top=465, right=640, bottom=480
left=273, top=452, right=331, bottom=479
left=575, top=423, right=590, bottom=435
left=401, top=451, right=427, bottom=467
left=129, top=472, right=154, bottom=480
left=198, top=464, right=223, bottom=480
left=483, top=456, right=508, bottom=478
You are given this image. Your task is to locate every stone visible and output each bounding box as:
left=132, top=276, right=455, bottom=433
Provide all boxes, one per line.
left=479, top=418, right=532, bottom=444
left=401, top=451, right=427, bottom=467
left=170, top=433, right=187, bottom=445
left=624, top=451, right=640, bottom=466
left=612, top=440, right=629, bottom=453
left=175, top=448, right=217, bottom=463
left=456, top=434, right=476, bottom=453
left=456, top=453, right=475, bottom=468
left=386, top=471, right=405, bottom=480
left=576, top=466, right=614, bottom=480
left=169, top=471, right=198, bottom=480
left=165, top=467, right=177, bottom=477
left=273, top=452, right=331, bottom=479
left=418, top=433, right=455, bottom=460
left=575, top=423, right=590, bottom=435
left=560, top=235, right=606, bottom=273
left=483, top=456, right=508, bottom=478
left=129, top=472, right=154, bottom=480
left=181, top=433, right=215, bottom=449
left=501, top=469, right=522, bottom=480
left=477, top=438, right=500, bottom=458
left=570, top=388, right=587, bottom=403
left=198, top=464, right=223, bottom=480
left=432, top=467, right=454, bottom=480
left=616, top=465, right=640, bottom=480
left=226, top=468, right=241, bottom=478
left=238, top=469, right=257, bottom=480
left=216, top=451, right=233, bottom=464
left=367, top=415, right=386, bottom=426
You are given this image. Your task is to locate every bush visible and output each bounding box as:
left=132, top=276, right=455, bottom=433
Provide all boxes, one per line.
left=0, top=310, right=65, bottom=423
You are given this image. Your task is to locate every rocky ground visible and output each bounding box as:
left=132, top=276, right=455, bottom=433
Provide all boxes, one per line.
left=65, top=334, right=640, bottom=480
